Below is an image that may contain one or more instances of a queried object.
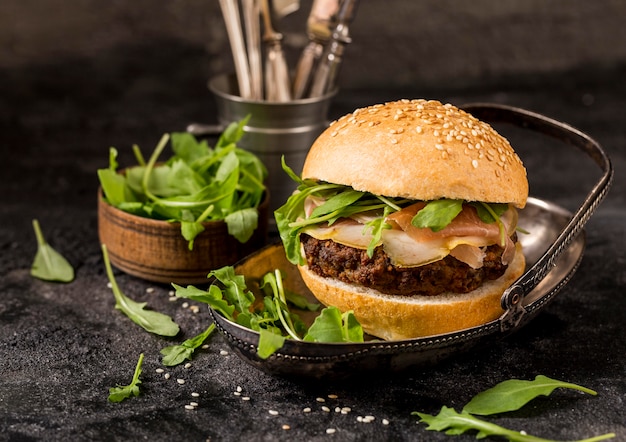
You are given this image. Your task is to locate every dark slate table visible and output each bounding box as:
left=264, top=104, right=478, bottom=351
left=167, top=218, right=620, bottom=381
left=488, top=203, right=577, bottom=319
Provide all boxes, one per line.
left=1, top=43, right=624, bottom=441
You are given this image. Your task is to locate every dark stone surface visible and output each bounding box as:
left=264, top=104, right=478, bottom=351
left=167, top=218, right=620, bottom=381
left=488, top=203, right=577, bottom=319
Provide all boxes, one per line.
left=1, top=38, right=625, bottom=441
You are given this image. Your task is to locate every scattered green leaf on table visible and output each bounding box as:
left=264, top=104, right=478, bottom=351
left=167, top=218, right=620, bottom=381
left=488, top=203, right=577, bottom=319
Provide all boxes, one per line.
left=415, top=406, right=615, bottom=442
left=413, top=375, right=616, bottom=442
left=463, top=374, right=598, bottom=416
left=101, top=244, right=179, bottom=337
left=30, top=219, right=75, bottom=283
left=161, top=324, right=216, bottom=366
left=108, top=353, right=144, bottom=403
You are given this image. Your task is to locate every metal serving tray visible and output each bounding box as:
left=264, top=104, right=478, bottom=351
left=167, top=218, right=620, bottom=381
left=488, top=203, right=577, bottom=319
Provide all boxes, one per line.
left=209, top=103, right=613, bottom=380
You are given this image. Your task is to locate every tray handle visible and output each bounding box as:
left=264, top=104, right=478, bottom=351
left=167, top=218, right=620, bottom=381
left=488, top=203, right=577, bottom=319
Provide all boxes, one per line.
left=461, top=103, right=614, bottom=331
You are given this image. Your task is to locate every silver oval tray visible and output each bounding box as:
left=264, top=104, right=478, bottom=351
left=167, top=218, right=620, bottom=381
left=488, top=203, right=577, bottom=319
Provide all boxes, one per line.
left=209, top=104, right=613, bottom=379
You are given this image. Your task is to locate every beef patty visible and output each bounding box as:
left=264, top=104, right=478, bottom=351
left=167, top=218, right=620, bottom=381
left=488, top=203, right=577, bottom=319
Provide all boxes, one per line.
left=301, top=234, right=515, bottom=297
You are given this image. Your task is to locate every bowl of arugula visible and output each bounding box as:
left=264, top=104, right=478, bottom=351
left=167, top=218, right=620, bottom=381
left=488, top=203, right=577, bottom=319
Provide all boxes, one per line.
left=97, top=118, right=269, bottom=285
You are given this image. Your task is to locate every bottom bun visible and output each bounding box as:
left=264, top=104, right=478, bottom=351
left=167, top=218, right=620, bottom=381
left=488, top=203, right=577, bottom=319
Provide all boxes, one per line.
left=298, top=243, right=526, bottom=341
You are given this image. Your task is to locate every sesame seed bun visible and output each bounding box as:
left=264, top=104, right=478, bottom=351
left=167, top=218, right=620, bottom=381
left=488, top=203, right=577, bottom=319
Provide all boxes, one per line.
left=302, top=99, right=528, bottom=208
left=298, top=243, right=525, bottom=341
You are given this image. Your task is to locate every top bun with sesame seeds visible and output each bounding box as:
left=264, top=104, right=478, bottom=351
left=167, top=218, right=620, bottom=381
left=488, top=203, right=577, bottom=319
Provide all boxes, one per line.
left=275, top=99, right=528, bottom=341
left=302, top=99, right=528, bottom=208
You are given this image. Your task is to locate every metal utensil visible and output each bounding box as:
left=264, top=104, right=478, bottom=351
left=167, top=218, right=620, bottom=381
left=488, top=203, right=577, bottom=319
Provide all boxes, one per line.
left=308, top=0, right=359, bottom=98
left=260, top=0, right=292, bottom=102
left=292, top=0, right=339, bottom=99
left=218, top=0, right=253, bottom=99
left=242, top=0, right=263, bottom=100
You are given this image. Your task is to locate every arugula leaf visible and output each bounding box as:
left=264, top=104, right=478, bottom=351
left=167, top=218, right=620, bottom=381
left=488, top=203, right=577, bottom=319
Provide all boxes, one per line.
left=101, top=244, right=180, bottom=337
left=172, top=283, right=235, bottom=318
left=108, top=353, right=144, bottom=403
left=364, top=206, right=392, bottom=258
left=471, top=202, right=509, bottom=224
left=257, top=329, right=286, bottom=359
left=304, top=307, right=363, bottom=343
left=413, top=376, right=615, bottom=442
left=160, top=324, right=216, bottom=366
left=462, top=375, right=598, bottom=416
left=415, top=406, right=614, bottom=442
left=411, top=199, right=464, bottom=232
left=30, top=219, right=75, bottom=283
left=207, top=266, right=256, bottom=317
left=97, top=119, right=267, bottom=248
left=225, top=208, right=259, bottom=243
left=310, top=190, right=365, bottom=218
left=176, top=265, right=363, bottom=359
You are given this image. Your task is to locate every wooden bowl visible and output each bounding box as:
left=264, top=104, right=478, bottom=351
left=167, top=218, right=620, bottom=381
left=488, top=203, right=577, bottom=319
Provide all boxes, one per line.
left=97, top=190, right=269, bottom=285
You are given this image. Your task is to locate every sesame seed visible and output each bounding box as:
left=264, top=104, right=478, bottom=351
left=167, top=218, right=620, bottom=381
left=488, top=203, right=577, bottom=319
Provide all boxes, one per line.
left=182, top=302, right=189, bottom=308
left=168, top=290, right=175, bottom=296
left=316, top=397, right=325, bottom=403
left=184, top=363, right=192, bottom=369
left=282, top=425, right=290, bottom=430
left=269, top=410, right=279, bottom=416
left=383, top=419, right=390, bottom=425
left=416, top=126, right=423, bottom=133
left=164, top=373, right=171, bottom=380
left=328, top=394, right=338, bottom=399
left=330, top=131, right=338, bottom=137
left=303, top=407, right=312, bottom=413
left=472, top=159, right=479, bottom=168
left=190, top=401, right=199, bottom=407
left=107, top=282, right=113, bottom=289
left=335, top=407, right=341, bottom=413
left=146, top=287, right=155, bottom=294
left=190, top=305, right=200, bottom=314
left=322, top=406, right=331, bottom=412
left=234, top=391, right=241, bottom=396
left=177, top=378, right=185, bottom=385
left=185, top=405, right=195, bottom=410
left=390, top=138, right=398, bottom=144
left=156, top=368, right=164, bottom=374
left=435, top=144, right=444, bottom=150
left=191, top=392, right=200, bottom=397
left=341, top=407, right=352, bottom=414
left=201, top=344, right=209, bottom=349
left=220, top=350, right=229, bottom=356
left=168, top=296, right=177, bottom=302
left=326, top=428, right=336, bottom=434
left=242, top=396, right=251, bottom=401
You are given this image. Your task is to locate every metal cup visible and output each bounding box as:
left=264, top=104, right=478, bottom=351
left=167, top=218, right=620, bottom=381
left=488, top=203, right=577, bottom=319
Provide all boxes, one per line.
left=209, top=74, right=337, bottom=218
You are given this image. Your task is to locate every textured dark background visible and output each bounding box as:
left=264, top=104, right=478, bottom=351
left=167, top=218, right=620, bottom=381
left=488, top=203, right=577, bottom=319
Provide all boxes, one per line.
left=1, top=1, right=625, bottom=441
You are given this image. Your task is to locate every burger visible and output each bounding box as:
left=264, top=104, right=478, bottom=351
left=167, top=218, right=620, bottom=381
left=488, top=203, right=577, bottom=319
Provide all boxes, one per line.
left=275, top=99, right=528, bottom=341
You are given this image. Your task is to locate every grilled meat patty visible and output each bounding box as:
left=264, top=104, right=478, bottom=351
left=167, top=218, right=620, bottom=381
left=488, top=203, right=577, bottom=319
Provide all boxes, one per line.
left=301, top=234, right=516, bottom=297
